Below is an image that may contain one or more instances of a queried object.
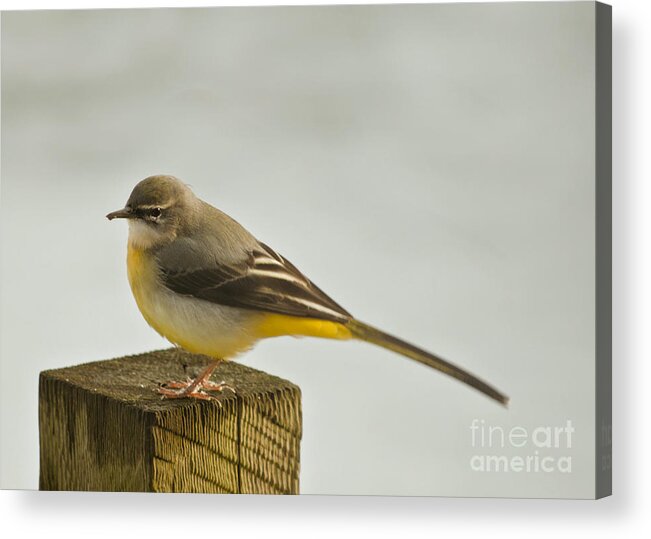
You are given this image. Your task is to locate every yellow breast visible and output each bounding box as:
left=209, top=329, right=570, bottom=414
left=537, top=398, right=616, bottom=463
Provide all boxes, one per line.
left=127, top=244, right=258, bottom=358
left=126, top=244, right=352, bottom=360
left=126, top=244, right=168, bottom=337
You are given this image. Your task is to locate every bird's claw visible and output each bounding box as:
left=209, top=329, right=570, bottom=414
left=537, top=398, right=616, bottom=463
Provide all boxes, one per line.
left=156, top=379, right=236, bottom=400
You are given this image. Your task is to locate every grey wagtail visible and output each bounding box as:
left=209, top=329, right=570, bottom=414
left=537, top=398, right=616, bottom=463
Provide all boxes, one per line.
left=107, top=175, right=508, bottom=405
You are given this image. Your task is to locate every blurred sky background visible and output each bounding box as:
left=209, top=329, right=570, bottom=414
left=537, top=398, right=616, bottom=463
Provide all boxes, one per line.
left=1, top=2, right=596, bottom=496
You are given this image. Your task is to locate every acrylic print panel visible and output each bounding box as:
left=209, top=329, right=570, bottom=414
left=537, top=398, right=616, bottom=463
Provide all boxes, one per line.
left=0, top=1, right=611, bottom=498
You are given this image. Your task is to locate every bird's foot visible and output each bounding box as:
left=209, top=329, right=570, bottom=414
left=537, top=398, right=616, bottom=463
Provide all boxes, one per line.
left=157, top=379, right=236, bottom=399
left=156, top=359, right=235, bottom=400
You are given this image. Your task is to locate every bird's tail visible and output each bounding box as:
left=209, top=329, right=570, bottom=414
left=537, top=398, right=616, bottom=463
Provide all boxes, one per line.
left=345, top=319, right=509, bottom=406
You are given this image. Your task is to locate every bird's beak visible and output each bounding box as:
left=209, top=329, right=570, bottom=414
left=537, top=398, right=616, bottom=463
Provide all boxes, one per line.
left=106, top=207, right=133, bottom=220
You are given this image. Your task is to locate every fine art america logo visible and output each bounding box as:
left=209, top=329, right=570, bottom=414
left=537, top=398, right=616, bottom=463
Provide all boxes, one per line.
left=469, top=419, right=574, bottom=473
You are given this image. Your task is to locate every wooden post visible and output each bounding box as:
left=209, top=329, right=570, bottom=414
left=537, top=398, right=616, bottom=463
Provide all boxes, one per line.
left=39, top=349, right=302, bottom=494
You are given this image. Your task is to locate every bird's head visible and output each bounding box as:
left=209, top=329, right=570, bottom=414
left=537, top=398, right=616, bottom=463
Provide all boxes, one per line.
left=107, top=175, right=197, bottom=249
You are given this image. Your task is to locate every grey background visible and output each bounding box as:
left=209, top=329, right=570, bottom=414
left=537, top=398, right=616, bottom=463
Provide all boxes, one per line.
left=0, top=2, right=596, bottom=497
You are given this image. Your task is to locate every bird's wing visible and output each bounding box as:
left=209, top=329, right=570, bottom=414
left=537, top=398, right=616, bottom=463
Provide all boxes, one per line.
left=159, top=242, right=352, bottom=323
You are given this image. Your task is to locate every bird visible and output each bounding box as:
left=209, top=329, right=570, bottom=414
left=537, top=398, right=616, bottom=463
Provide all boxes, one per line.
left=107, top=175, right=508, bottom=405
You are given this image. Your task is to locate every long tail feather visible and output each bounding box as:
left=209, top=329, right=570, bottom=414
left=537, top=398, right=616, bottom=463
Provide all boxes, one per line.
left=346, top=319, right=509, bottom=406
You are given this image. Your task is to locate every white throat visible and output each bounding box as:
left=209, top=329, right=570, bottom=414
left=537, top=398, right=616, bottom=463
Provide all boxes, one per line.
left=128, top=219, right=165, bottom=250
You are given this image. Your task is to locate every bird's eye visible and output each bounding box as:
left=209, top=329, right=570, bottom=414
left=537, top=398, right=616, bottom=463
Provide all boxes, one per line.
left=150, top=207, right=162, bottom=218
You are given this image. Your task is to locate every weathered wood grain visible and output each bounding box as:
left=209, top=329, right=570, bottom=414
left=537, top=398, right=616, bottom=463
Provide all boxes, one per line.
left=39, top=349, right=302, bottom=493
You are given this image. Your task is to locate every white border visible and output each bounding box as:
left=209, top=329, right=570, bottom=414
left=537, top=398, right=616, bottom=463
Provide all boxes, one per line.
left=1, top=0, right=648, bottom=537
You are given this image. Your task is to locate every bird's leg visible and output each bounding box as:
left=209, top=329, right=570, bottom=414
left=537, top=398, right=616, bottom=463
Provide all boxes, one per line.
left=173, top=345, right=190, bottom=376
left=157, top=359, right=236, bottom=400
